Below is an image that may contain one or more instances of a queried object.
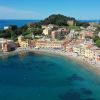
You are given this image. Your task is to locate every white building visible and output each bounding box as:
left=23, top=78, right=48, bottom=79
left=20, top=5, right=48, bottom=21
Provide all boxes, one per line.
left=42, top=27, right=52, bottom=36
left=68, top=30, right=79, bottom=39
left=0, top=38, right=16, bottom=52
left=42, top=24, right=55, bottom=36
left=4, top=26, right=9, bottom=30
left=98, top=32, right=100, bottom=38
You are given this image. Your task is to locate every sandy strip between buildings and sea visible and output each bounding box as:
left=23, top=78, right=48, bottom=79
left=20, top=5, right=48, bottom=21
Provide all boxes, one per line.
left=0, top=47, right=100, bottom=77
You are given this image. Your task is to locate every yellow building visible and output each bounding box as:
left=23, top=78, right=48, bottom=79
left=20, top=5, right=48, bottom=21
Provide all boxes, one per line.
left=84, top=46, right=100, bottom=62
left=18, top=35, right=29, bottom=48
left=35, top=41, right=63, bottom=49
left=84, top=49, right=93, bottom=60
left=19, top=41, right=29, bottom=48
left=18, top=35, right=24, bottom=43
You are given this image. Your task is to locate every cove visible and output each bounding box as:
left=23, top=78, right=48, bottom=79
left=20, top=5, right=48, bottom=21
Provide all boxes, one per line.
left=0, top=53, right=100, bottom=100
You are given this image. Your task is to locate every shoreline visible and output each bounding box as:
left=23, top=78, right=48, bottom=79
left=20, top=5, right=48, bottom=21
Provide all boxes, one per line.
left=0, top=47, right=100, bottom=76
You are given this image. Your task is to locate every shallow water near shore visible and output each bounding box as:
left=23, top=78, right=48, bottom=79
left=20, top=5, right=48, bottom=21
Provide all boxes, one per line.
left=0, top=53, right=100, bottom=100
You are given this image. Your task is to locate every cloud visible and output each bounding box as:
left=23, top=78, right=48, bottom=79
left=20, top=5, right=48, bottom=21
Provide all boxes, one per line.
left=0, top=6, right=39, bottom=19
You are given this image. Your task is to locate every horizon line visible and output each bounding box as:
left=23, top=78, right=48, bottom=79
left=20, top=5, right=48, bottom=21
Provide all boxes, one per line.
left=0, top=19, right=100, bottom=21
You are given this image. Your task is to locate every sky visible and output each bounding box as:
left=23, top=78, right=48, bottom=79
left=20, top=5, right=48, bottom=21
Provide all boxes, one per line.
left=0, top=0, right=100, bottom=20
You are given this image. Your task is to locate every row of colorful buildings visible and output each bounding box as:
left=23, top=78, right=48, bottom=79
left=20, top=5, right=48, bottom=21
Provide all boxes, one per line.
left=17, top=35, right=100, bottom=64
left=63, top=39, right=100, bottom=64
left=0, top=35, right=99, bottom=66
left=18, top=35, right=63, bottom=49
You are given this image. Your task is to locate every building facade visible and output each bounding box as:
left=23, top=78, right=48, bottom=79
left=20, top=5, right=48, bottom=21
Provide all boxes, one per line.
left=0, top=38, right=16, bottom=52
left=18, top=35, right=29, bottom=48
left=35, top=41, right=63, bottom=49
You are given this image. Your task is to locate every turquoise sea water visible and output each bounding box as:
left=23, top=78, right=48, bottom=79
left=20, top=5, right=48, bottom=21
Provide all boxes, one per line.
left=0, top=53, right=100, bottom=100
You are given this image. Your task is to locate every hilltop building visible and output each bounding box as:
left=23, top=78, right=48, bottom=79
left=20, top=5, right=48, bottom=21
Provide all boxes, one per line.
left=67, top=20, right=75, bottom=26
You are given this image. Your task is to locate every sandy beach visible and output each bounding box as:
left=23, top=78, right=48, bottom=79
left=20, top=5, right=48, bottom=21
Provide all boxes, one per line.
left=0, top=47, right=100, bottom=76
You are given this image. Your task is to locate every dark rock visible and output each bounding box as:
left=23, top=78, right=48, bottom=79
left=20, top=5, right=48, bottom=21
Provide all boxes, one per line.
left=27, top=67, right=32, bottom=70
left=85, top=98, right=95, bottom=100
left=66, top=74, right=85, bottom=82
left=80, top=87, right=93, bottom=95
left=58, top=91, right=82, bottom=100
